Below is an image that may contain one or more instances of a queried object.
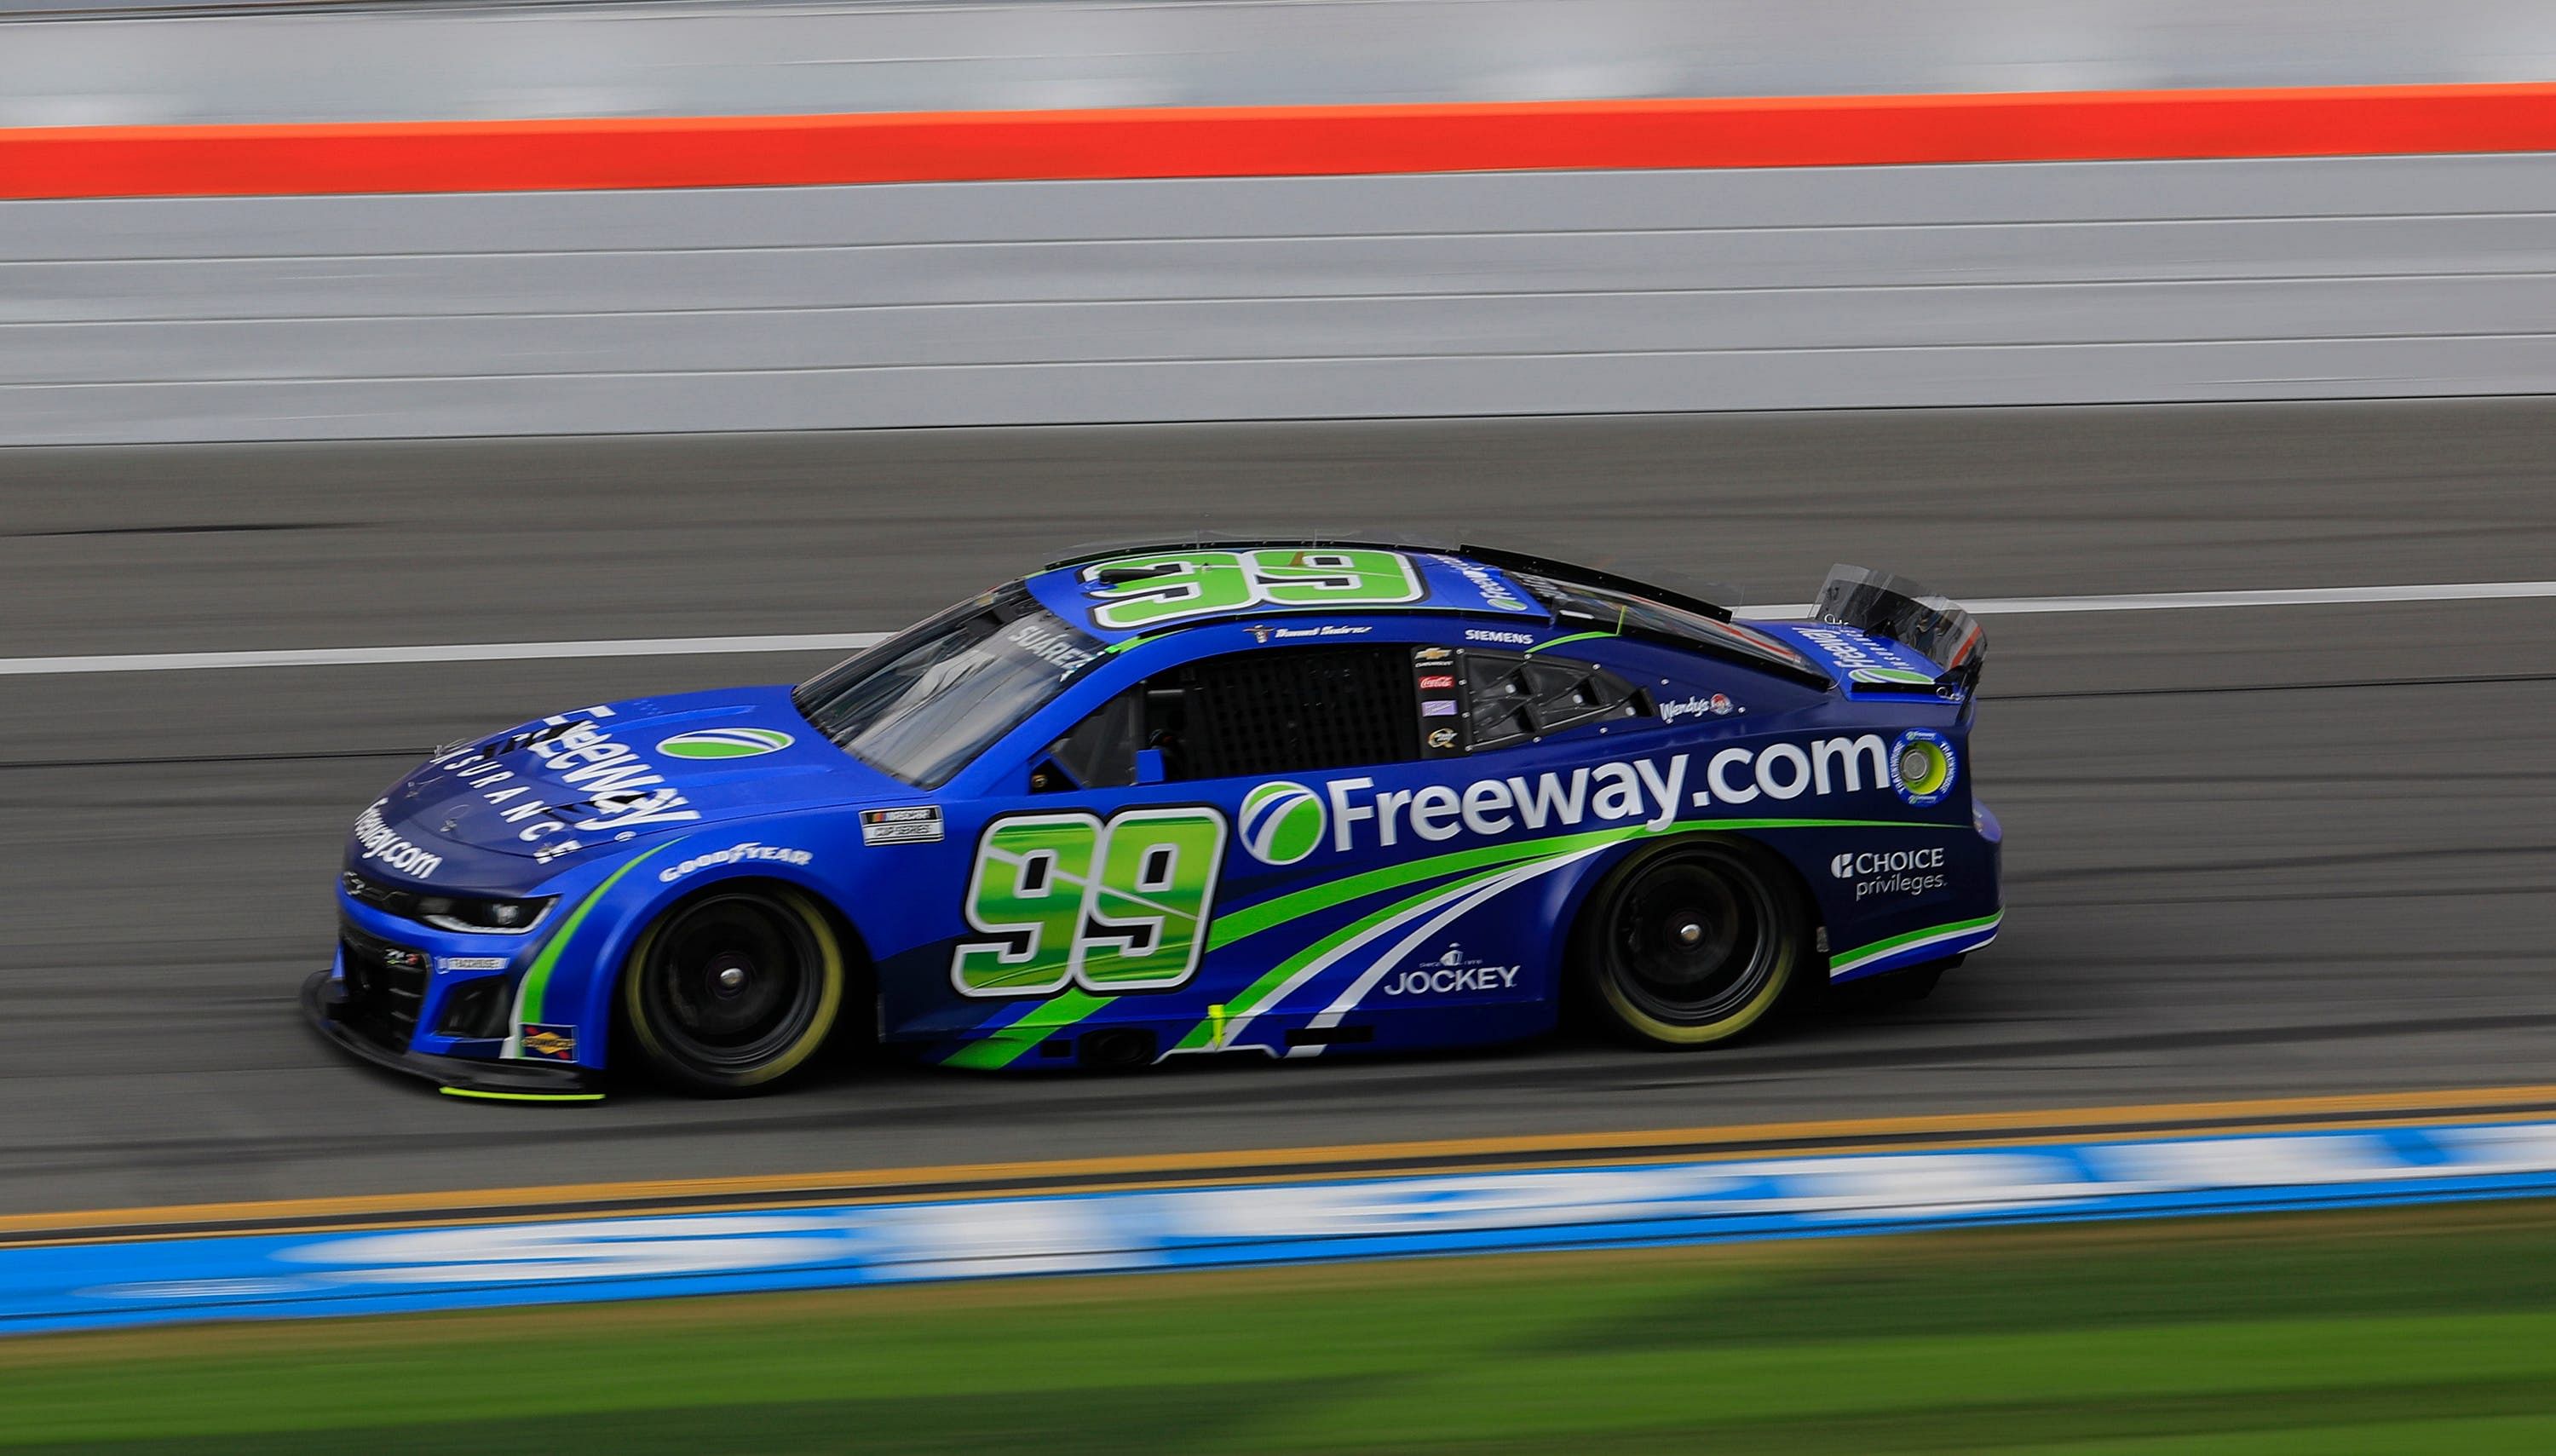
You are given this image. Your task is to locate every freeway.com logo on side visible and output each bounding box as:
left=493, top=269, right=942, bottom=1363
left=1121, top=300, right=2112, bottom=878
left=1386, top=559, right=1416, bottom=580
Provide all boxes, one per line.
left=1246, top=734, right=1951, bottom=863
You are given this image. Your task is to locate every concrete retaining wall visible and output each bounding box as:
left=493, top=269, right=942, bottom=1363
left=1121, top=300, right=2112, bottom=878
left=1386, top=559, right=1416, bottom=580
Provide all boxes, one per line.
left=7, top=153, right=2556, bottom=444
left=7, top=0, right=2556, bottom=126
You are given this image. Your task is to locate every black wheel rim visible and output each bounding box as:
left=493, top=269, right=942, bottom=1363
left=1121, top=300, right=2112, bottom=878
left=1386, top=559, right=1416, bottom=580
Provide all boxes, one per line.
left=638, top=893, right=824, bottom=1073
left=1608, top=854, right=1780, bottom=1024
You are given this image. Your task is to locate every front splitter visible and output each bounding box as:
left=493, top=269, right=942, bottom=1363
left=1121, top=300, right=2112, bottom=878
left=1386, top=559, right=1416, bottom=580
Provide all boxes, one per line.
left=300, top=970, right=603, bottom=1102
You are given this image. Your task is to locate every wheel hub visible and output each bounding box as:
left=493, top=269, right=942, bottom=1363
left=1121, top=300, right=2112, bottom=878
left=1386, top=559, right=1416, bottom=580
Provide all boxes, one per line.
left=642, top=894, right=825, bottom=1070
left=1607, top=855, right=1777, bottom=1026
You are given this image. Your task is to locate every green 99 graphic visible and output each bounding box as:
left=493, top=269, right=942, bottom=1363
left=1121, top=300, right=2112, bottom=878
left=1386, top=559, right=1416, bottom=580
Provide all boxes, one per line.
left=951, top=808, right=1229, bottom=997
left=1080, top=549, right=1425, bottom=630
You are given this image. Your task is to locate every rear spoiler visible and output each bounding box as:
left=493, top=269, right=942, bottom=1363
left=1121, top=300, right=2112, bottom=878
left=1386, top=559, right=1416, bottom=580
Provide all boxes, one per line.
left=1815, top=566, right=1985, bottom=694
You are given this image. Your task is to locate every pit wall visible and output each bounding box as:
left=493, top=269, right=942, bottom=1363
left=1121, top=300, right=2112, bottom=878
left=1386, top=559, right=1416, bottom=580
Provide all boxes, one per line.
left=3, top=0, right=2554, bottom=444
left=9, top=0, right=2556, bottom=125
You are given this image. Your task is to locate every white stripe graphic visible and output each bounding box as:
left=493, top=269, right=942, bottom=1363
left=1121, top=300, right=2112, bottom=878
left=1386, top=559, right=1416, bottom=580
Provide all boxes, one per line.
left=1206, top=860, right=1557, bottom=1053
left=1828, top=912, right=2006, bottom=980
left=1288, top=845, right=1610, bottom=1059
left=8, top=579, right=2554, bottom=678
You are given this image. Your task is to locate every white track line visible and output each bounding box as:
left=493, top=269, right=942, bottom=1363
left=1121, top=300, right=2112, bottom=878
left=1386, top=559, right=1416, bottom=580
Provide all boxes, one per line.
left=7, top=580, right=2555, bottom=678
left=1752, top=580, right=2556, bottom=619
left=0, top=632, right=891, bottom=678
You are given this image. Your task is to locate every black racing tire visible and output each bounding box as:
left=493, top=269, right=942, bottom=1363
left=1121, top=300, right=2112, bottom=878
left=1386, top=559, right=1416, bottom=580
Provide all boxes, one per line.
left=1573, top=837, right=1806, bottom=1049
left=621, top=884, right=845, bottom=1096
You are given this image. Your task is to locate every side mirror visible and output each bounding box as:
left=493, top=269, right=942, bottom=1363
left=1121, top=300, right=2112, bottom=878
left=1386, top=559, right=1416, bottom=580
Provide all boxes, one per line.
left=1133, top=747, right=1168, bottom=786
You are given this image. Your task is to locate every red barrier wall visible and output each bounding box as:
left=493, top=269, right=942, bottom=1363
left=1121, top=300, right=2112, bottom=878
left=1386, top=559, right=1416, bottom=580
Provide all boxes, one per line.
left=6, top=82, right=2556, bottom=199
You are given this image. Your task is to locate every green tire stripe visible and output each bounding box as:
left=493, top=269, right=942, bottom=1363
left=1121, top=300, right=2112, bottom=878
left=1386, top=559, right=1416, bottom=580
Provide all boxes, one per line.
left=517, top=844, right=676, bottom=1027
left=1829, top=911, right=2004, bottom=975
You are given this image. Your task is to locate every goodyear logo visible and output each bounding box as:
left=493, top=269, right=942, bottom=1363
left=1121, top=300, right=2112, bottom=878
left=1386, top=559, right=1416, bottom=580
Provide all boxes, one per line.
left=656, top=728, right=796, bottom=760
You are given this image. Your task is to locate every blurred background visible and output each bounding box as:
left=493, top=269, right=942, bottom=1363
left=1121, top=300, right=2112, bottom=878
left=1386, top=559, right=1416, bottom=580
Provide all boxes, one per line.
left=9, top=0, right=2556, bottom=440
left=6, top=3, right=2556, bottom=1451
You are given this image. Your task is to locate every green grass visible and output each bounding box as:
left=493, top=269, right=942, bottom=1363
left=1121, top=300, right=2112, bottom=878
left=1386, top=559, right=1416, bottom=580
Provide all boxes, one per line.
left=10, top=1200, right=2556, bottom=1453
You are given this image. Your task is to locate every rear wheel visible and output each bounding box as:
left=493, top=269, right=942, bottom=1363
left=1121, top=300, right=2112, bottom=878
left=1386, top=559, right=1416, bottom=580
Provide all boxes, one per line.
left=1575, top=838, right=1805, bottom=1048
left=622, top=885, right=844, bottom=1095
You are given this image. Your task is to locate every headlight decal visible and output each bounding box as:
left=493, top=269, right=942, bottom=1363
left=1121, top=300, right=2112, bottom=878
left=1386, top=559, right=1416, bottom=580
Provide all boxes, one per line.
left=417, top=895, right=557, bottom=935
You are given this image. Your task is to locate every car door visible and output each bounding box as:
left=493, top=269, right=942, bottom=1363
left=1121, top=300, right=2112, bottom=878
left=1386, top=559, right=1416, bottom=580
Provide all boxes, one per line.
left=990, top=635, right=1654, bottom=1059
left=938, top=639, right=1500, bottom=1060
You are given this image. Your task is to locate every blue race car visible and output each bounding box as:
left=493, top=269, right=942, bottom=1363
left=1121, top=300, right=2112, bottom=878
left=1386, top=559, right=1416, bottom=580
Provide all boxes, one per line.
left=306, top=542, right=2000, bottom=1100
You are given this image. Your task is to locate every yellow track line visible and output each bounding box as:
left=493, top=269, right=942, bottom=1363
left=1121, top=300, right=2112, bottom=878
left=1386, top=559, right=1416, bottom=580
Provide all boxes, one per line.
left=10, top=1081, right=2556, bottom=1246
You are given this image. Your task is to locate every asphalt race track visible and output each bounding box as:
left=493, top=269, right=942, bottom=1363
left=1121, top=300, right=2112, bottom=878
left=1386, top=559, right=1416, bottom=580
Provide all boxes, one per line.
left=4, top=399, right=2554, bottom=1218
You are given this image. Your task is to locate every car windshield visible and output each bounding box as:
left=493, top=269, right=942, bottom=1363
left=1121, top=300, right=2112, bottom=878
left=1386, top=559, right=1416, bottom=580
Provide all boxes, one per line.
left=793, top=590, right=1105, bottom=787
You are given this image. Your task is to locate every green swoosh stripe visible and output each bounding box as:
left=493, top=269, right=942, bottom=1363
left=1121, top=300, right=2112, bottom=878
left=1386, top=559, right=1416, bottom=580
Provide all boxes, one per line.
left=940, top=814, right=1922, bottom=1067
left=1207, top=815, right=1910, bottom=952
left=1526, top=629, right=1615, bottom=655
left=516, top=844, right=674, bottom=1028
left=937, top=860, right=1534, bottom=1069
left=941, top=990, right=1114, bottom=1070
left=943, top=857, right=1540, bottom=1068
left=1828, top=911, right=2004, bottom=976
left=1172, top=858, right=1538, bottom=1054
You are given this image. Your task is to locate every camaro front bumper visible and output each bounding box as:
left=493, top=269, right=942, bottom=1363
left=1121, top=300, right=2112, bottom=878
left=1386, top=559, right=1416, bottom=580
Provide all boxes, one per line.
left=300, top=970, right=602, bottom=1102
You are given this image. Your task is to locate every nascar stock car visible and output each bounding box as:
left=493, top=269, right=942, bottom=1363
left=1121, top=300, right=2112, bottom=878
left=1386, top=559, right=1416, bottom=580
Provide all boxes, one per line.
left=307, top=541, right=2000, bottom=1100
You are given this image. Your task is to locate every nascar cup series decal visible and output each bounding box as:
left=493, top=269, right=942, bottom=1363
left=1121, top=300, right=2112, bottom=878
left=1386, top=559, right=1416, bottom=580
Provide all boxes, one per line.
left=1239, top=781, right=1326, bottom=866
left=656, top=727, right=796, bottom=759
left=861, top=806, right=946, bottom=846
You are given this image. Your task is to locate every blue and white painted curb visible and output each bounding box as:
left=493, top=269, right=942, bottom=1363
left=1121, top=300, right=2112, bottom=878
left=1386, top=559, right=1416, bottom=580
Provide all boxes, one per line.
left=11, top=1118, right=2556, bottom=1335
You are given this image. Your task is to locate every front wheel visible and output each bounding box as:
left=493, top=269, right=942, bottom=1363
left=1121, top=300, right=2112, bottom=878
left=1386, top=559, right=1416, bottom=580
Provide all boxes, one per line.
left=622, top=885, right=845, bottom=1095
left=1574, top=838, right=1805, bottom=1048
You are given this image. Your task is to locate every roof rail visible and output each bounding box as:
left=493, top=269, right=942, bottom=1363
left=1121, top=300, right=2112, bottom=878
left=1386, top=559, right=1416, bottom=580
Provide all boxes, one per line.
left=1039, top=536, right=1735, bottom=622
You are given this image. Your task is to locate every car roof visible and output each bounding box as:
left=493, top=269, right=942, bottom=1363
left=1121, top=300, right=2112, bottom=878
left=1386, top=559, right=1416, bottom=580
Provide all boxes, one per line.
left=1020, top=538, right=1735, bottom=646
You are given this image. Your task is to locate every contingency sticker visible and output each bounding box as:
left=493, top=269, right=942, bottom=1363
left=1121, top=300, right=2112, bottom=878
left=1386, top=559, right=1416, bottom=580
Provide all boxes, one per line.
left=519, top=1024, right=578, bottom=1062
left=861, top=806, right=946, bottom=846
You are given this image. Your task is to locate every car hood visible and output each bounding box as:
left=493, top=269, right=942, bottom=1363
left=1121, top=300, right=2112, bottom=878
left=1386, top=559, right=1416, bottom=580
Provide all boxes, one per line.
left=369, top=686, right=908, bottom=865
